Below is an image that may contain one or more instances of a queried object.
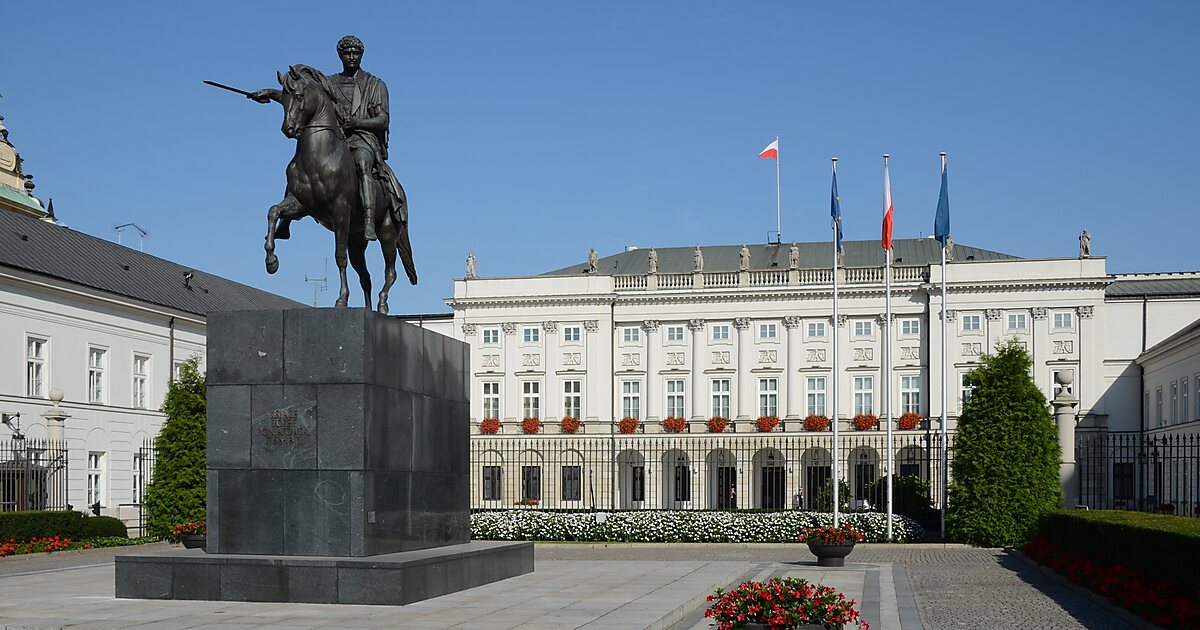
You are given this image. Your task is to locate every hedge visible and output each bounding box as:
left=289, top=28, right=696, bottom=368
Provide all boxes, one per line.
left=1037, top=510, right=1200, bottom=591
left=79, top=516, right=129, bottom=539
left=0, top=511, right=88, bottom=542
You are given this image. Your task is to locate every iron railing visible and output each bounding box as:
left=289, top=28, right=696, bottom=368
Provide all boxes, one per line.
left=1077, top=432, right=1200, bottom=517
left=470, top=432, right=950, bottom=522
left=136, top=439, right=157, bottom=535
left=0, top=438, right=68, bottom=512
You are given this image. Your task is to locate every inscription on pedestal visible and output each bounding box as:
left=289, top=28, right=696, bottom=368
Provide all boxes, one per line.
left=256, top=409, right=313, bottom=446
left=251, top=392, right=318, bottom=469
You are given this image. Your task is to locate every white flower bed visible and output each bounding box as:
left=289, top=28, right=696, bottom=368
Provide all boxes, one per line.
left=471, top=510, right=923, bottom=543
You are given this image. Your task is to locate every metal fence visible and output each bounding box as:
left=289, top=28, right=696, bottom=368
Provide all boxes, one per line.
left=470, top=432, right=951, bottom=521
left=0, top=439, right=68, bottom=512
left=1077, top=432, right=1200, bottom=517
left=136, top=439, right=157, bottom=535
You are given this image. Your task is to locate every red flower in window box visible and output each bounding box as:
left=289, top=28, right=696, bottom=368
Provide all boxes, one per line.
left=479, top=418, right=501, bottom=434
left=521, top=417, right=542, bottom=434
left=707, top=416, right=729, bottom=433
left=853, top=414, right=879, bottom=431
left=662, top=416, right=688, bottom=433
left=898, top=412, right=923, bottom=431
left=803, top=415, right=830, bottom=432
left=559, top=416, right=580, bottom=433
left=618, top=416, right=641, bottom=434
left=755, top=415, right=779, bottom=432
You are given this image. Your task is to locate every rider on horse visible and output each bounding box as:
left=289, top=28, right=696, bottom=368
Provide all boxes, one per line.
left=250, top=35, right=404, bottom=242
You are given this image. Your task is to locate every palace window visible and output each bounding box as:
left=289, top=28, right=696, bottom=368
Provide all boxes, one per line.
left=1007, top=313, right=1027, bottom=331
left=901, top=318, right=920, bottom=336
left=622, top=327, right=641, bottom=343
left=1181, top=378, right=1189, bottom=423
left=711, top=379, right=730, bottom=418
left=961, top=372, right=976, bottom=411
left=673, top=462, right=691, bottom=502
left=561, top=466, right=582, bottom=501
left=666, top=325, right=685, bottom=342
left=1053, top=311, right=1074, bottom=330
left=132, top=453, right=147, bottom=504
left=523, top=327, right=540, bottom=343
left=482, top=466, right=501, bottom=501
left=482, top=328, right=500, bottom=344
left=1155, top=387, right=1163, bottom=427
left=621, top=381, right=641, bottom=419
left=87, top=452, right=105, bottom=507
left=562, top=326, right=581, bottom=342
left=711, top=324, right=730, bottom=341
left=901, top=375, right=921, bottom=414
left=522, top=381, right=540, bottom=419
left=961, top=314, right=981, bottom=333
left=1171, top=382, right=1178, bottom=424
left=807, top=321, right=826, bottom=339
left=520, top=466, right=541, bottom=502
left=562, top=380, right=581, bottom=418
left=132, top=355, right=150, bottom=409
left=854, top=320, right=874, bottom=338
left=758, top=378, right=778, bottom=417
left=806, top=376, right=826, bottom=416
left=666, top=379, right=685, bottom=418
left=853, top=376, right=874, bottom=415
left=26, top=337, right=47, bottom=398
left=483, top=382, right=500, bottom=419
left=758, top=323, right=777, bottom=340
left=88, top=347, right=107, bottom=404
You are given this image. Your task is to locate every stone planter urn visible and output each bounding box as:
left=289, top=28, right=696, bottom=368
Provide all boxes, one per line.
left=807, top=540, right=856, bottom=567
left=180, top=534, right=207, bottom=550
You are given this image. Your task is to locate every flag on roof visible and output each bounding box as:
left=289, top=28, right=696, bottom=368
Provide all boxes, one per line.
left=882, top=161, right=894, bottom=250
left=934, top=159, right=950, bottom=247
left=758, top=139, right=779, bottom=160
left=831, top=169, right=843, bottom=254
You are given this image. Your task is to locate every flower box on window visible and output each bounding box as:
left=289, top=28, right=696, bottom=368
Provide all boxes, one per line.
left=559, top=416, right=580, bottom=434
left=521, top=417, right=542, bottom=434
left=618, top=416, right=641, bottom=434
left=662, top=416, right=688, bottom=433
left=707, top=416, right=729, bottom=433
left=803, top=415, right=830, bottom=432
left=480, top=418, right=501, bottom=434
left=898, top=412, right=923, bottom=431
left=852, top=414, right=879, bottom=431
left=754, top=415, right=779, bottom=432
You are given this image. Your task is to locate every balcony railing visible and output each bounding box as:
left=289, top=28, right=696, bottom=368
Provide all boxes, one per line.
left=614, top=266, right=929, bottom=291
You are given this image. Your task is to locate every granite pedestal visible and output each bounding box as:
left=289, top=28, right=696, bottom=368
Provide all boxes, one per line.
left=116, top=308, right=533, bottom=605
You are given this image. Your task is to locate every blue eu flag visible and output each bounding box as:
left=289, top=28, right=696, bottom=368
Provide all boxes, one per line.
left=831, top=170, right=844, bottom=254
left=934, top=160, right=950, bottom=247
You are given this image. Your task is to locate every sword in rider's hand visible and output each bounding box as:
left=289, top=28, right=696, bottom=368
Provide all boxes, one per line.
left=203, top=80, right=264, bottom=102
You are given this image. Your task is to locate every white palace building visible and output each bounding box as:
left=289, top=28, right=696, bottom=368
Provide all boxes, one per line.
left=448, top=240, right=1200, bottom=513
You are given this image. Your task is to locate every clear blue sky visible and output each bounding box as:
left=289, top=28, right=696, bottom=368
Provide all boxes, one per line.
left=2, top=1, right=1197, bottom=313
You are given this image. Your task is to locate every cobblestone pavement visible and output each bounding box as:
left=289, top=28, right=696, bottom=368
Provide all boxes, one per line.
left=537, top=543, right=1132, bottom=630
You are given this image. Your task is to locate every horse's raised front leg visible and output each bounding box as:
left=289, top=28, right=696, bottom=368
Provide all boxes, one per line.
left=348, top=236, right=372, bottom=310
left=265, top=195, right=303, bottom=275
left=377, top=219, right=399, bottom=316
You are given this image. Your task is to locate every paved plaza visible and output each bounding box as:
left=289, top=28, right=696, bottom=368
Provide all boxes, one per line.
left=0, top=542, right=1131, bottom=629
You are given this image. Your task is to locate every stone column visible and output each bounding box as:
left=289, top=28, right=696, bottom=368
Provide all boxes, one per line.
left=688, top=319, right=707, bottom=423
left=1077, top=305, right=1095, bottom=415
left=643, top=321, right=661, bottom=422
left=734, top=317, right=754, bottom=422
left=1052, top=370, right=1080, bottom=508
left=41, top=389, right=69, bottom=443
left=542, top=321, right=559, bottom=423
left=985, top=309, right=1002, bottom=356
left=783, top=316, right=803, bottom=421
left=502, top=322, right=519, bottom=424
left=583, top=320, right=601, bottom=422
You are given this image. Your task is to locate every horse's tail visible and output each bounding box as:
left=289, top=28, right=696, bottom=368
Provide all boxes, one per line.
left=397, top=221, right=418, bottom=285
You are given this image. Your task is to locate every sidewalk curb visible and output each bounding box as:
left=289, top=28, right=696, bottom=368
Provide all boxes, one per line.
left=1009, top=549, right=1158, bottom=630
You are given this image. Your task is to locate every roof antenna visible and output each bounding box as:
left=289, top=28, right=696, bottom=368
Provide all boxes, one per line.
left=114, top=223, right=148, bottom=251
left=305, top=259, right=329, bottom=306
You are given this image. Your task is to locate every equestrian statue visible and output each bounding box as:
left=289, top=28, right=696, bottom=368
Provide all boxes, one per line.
left=211, top=35, right=417, bottom=314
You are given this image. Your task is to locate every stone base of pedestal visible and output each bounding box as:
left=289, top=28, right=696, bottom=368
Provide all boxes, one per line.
left=115, top=540, right=533, bottom=605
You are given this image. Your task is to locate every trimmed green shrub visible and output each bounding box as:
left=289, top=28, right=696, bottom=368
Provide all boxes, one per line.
left=814, top=479, right=852, bottom=513
left=947, top=340, right=1061, bottom=547
left=142, top=357, right=206, bottom=539
left=1037, top=510, right=1200, bottom=591
left=80, top=516, right=128, bottom=539
left=0, top=510, right=87, bottom=541
left=864, top=475, right=938, bottom=526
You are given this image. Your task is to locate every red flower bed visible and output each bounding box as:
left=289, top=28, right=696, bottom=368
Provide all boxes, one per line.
left=852, top=414, right=879, bottom=431
left=799, top=524, right=865, bottom=544
left=662, top=416, right=688, bottom=433
left=707, top=416, right=730, bottom=433
left=898, top=412, right=923, bottom=431
left=705, top=577, right=869, bottom=630
left=1024, top=535, right=1200, bottom=628
left=0, top=536, right=88, bottom=557
left=559, top=416, right=580, bottom=434
left=618, top=416, right=641, bottom=434
left=170, top=520, right=206, bottom=540
left=803, top=414, right=830, bottom=432
left=521, top=417, right=542, bottom=434
left=755, top=415, right=779, bottom=432
left=479, top=418, right=500, bottom=434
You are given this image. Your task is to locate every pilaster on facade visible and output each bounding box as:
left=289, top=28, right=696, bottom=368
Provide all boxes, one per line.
left=783, top=316, right=803, bottom=419
left=733, top=318, right=754, bottom=421
left=643, top=320, right=661, bottom=422
left=689, top=319, right=707, bottom=422
left=502, top=323, right=519, bottom=421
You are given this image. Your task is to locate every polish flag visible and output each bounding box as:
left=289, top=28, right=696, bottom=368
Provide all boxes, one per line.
left=882, top=161, right=894, bottom=250
left=758, top=139, right=779, bottom=160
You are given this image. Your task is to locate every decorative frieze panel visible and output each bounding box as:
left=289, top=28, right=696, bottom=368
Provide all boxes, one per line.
left=666, top=352, right=685, bottom=366
left=583, top=320, right=600, bottom=332
left=521, top=354, right=541, bottom=367
left=806, top=348, right=827, bottom=362
left=985, top=309, right=1002, bottom=321
left=782, top=316, right=802, bottom=329
left=563, top=353, right=582, bottom=366
left=853, top=348, right=873, bottom=362
left=502, top=322, right=518, bottom=335
left=481, top=354, right=500, bottom=368
left=641, top=320, right=660, bottom=333
left=732, top=318, right=752, bottom=331
left=1031, top=307, right=1047, bottom=320
left=962, top=342, right=983, bottom=356
left=622, top=353, right=641, bottom=367
left=712, top=351, right=731, bottom=365
left=687, top=319, right=706, bottom=332
left=462, top=323, right=478, bottom=335
left=1053, top=340, right=1074, bottom=355
left=758, top=350, right=778, bottom=363
left=541, top=321, right=558, bottom=333
left=1077, top=306, right=1094, bottom=319
left=900, top=347, right=919, bottom=361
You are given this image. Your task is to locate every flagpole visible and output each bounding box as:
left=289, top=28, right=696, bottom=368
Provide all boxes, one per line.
left=939, top=151, right=949, bottom=541
left=776, top=134, right=781, bottom=240
left=884, top=154, right=894, bottom=542
left=831, top=156, right=840, bottom=529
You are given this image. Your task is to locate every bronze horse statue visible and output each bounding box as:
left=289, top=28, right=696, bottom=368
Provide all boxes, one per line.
left=264, top=64, right=417, bottom=314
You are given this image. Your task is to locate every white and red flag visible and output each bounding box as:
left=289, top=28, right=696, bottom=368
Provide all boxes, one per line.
left=758, top=139, right=779, bottom=160
left=882, top=160, right=894, bottom=250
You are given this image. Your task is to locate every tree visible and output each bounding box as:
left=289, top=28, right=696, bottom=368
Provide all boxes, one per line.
left=946, top=340, right=1061, bottom=547
left=142, top=357, right=206, bottom=539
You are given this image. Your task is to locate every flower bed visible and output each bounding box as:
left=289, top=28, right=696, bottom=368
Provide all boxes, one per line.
left=803, top=414, right=829, bottom=432
left=618, top=416, right=640, bottom=434
left=0, top=535, right=157, bottom=558
left=706, top=577, right=869, bottom=630
left=707, top=416, right=730, bottom=433
left=662, top=416, right=688, bottom=433
left=1024, top=534, right=1200, bottom=628
left=799, top=523, right=865, bottom=544
left=521, top=417, right=542, bottom=434
left=471, top=510, right=923, bottom=543
left=898, top=412, right=922, bottom=431
left=852, top=414, right=878, bottom=431
left=559, top=416, right=580, bottom=434
left=169, top=520, right=206, bottom=543
left=479, top=418, right=501, bottom=434
left=754, top=415, right=779, bottom=432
